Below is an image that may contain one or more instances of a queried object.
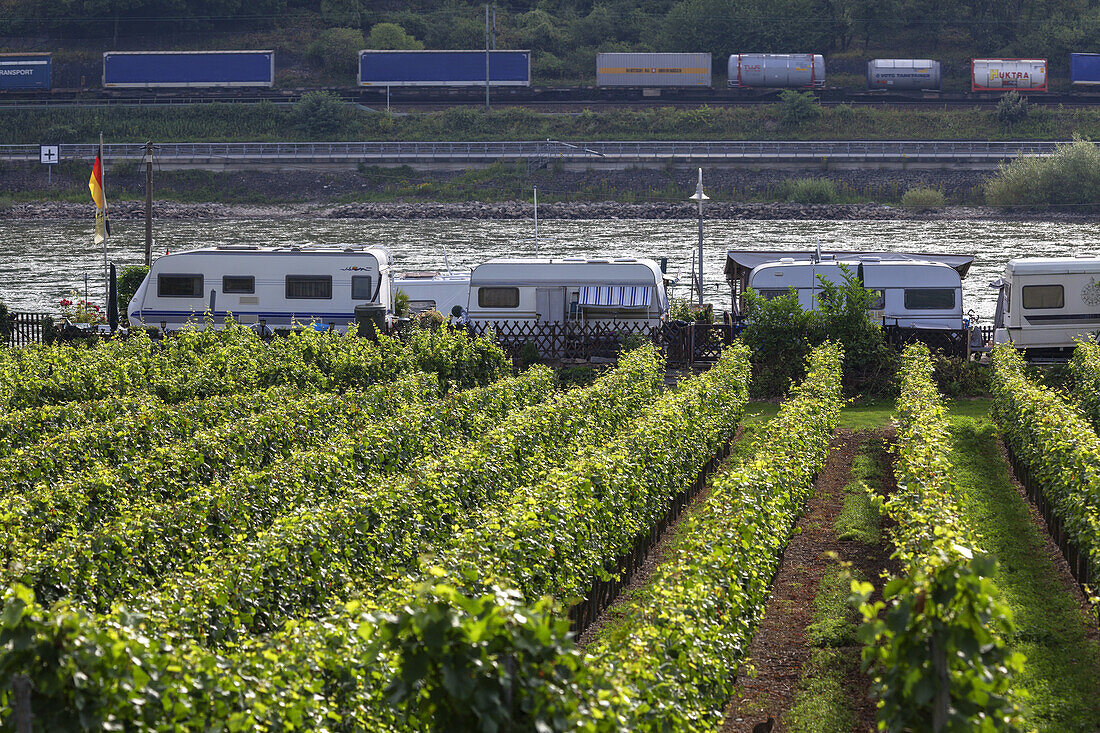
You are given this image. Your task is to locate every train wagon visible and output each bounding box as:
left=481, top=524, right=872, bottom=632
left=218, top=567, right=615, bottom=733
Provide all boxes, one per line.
left=596, top=52, right=710, bottom=87
left=358, top=50, right=530, bottom=87
left=0, top=53, right=51, bottom=91
left=103, top=50, right=275, bottom=88
left=866, top=59, right=941, bottom=91
left=1070, top=53, right=1100, bottom=85
left=728, top=53, right=824, bottom=88
left=971, top=58, right=1047, bottom=92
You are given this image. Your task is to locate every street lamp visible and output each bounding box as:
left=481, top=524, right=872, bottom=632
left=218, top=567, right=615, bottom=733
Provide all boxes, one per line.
left=688, top=168, right=709, bottom=306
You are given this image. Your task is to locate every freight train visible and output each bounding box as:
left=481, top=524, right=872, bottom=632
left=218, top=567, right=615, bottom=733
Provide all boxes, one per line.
left=1, top=48, right=1097, bottom=102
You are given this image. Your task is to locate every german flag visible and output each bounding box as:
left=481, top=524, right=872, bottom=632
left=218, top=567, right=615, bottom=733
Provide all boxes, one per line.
left=88, top=154, right=104, bottom=209
left=89, top=150, right=110, bottom=243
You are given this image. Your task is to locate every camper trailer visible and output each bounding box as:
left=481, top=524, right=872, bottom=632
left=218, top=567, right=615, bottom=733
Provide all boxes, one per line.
left=992, top=256, right=1100, bottom=356
left=465, top=257, right=669, bottom=326
left=725, top=250, right=973, bottom=328
left=127, top=244, right=392, bottom=333
left=393, top=272, right=471, bottom=317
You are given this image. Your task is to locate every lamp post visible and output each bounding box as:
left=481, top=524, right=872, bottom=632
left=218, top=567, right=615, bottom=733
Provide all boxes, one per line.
left=688, top=168, right=709, bottom=306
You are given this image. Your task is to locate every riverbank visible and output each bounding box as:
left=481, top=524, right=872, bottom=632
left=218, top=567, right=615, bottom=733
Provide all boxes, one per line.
left=4, top=199, right=1100, bottom=222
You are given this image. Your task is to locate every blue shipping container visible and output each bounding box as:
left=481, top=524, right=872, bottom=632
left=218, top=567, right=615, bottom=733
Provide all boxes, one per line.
left=359, top=50, right=530, bottom=87
left=1071, top=53, right=1100, bottom=85
left=0, top=53, right=51, bottom=91
left=103, top=51, right=274, bottom=88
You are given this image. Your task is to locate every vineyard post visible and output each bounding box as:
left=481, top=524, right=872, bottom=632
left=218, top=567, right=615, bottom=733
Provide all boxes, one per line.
left=12, top=674, right=32, bottom=733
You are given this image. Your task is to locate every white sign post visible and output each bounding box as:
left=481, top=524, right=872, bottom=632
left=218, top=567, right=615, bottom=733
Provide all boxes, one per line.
left=39, top=144, right=58, bottom=184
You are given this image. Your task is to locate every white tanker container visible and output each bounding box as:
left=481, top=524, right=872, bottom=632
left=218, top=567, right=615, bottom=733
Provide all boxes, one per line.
left=971, top=58, right=1047, bottom=91
left=866, top=59, right=942, bottom=91
left=728, top=53, right=824, bottom=88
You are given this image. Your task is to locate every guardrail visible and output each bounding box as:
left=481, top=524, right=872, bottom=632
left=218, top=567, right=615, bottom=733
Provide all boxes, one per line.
left=0, top=139, right=1074, bottom=165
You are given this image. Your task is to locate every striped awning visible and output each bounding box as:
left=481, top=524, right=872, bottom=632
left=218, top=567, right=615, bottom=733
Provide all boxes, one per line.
left=579, top=286, right=652, bottom=308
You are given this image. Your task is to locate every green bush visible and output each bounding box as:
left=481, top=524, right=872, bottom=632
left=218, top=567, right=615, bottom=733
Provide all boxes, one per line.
left=780, top=178, right=839, bottom=204
left=778, top=90, right=822, bottom=126
left=985, top=136, right=1100, bottom=210
left=900, top=186, right=945, bottom=211
left=308, top=27, right=365, bottom=74
left=117, top=265, right=148, bottom=310
left=366, top=22, right=424, bottom=50
left=996, top=90, right=1029, bottom=125
left=289, top=91, right=351, bottom=138
left=742, top=264, right=898, bottom=396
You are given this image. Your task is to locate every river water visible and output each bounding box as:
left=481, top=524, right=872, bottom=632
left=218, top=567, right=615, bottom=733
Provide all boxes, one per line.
left=1, top=217, right=1097, bottom=320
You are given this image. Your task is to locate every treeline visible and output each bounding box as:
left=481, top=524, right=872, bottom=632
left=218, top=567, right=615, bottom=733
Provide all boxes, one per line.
left=4, top=1, right=1100, bottom=80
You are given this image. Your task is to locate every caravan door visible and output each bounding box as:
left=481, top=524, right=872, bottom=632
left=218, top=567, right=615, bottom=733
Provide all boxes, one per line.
left=536, top=287, right=566, bottom=323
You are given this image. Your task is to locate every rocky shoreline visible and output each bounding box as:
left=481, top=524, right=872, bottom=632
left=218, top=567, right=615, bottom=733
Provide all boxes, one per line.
left=3, top=199, right=1100, bottom=222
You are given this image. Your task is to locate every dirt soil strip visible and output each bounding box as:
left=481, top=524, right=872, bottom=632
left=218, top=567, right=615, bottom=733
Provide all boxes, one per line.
left=721, top=429, right=896, bottom=733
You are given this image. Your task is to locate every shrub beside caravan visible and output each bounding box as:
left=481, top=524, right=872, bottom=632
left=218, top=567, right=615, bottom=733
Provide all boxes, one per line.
left=465, top=257, right=669, bottom=326
left=724, top=250, right=974, bottom=329
left=993, top=255, right=1100, bottom=356
left=127, top=244, right=393, bottom=333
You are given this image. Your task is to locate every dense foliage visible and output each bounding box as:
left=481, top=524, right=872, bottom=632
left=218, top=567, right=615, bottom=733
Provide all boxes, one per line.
left=4, top=0, right=1098, bottom=84
left=991, top=344, right=1100, bottom=604
left=0, top=322, right=508, bottom=408
left=986, top=137, right=1100, bottom=211
left=855, top=344, right=1022, bottom=731
left=742, top=263, right=897, bottom=396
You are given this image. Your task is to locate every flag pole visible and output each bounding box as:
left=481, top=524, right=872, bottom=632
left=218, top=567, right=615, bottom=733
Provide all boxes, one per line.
left=100, top=132, right=107, bottom=306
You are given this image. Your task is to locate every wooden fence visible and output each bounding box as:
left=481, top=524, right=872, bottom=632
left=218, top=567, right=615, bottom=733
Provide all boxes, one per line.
left=4, top=312, right=51, bottom=347
left=467, top=320, right=732, bottom=365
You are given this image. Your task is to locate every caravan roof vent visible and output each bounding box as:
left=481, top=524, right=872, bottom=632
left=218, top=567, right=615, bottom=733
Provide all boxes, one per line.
left=216, top=244, right=259, bottom=250
left=613, top=257, right=637, bottom=262
left=861, top=255, right=881, bottom=261
left=779, top=257, right=796, bottom=264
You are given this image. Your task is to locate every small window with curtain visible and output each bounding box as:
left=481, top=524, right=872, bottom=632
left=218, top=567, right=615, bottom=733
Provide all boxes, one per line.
left=867, top=289, right=886, bottom=309
left=158, top=274, right=203, bottom=298
left=904, top=288, right=955, bottom=310
left=757, top=289, right=791, bottom=301
left=351, top=275, right=373, bottom=300
left=222, top=276, right=255, bottom=294
left=478, top=287, right=519, bottom=308
left=286, top=275, right=332, bottom=300
left=1022, top=284, right=1063, bottom=309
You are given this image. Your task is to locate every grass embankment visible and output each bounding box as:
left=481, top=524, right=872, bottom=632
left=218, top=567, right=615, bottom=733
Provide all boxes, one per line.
left=3, top=102, right=1100, bottom=145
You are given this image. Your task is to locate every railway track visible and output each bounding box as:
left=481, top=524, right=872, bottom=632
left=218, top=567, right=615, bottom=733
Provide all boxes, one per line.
left=2, top=86, right=1100, bottom=110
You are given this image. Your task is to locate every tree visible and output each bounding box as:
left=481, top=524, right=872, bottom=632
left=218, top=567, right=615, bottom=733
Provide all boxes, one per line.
left=309, top=27, right=365, bottom=73
left=366, top=22, right=424, bottom=50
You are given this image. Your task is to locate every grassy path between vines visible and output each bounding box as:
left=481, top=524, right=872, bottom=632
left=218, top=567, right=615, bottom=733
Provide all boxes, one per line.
left=720, top=429, right=894, bottom=733
left=946, top=411, right=1100, bottom=731
left=717, top=399, right=1100, bottom=732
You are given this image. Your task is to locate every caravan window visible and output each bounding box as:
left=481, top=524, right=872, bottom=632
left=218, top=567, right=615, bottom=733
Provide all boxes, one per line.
left=351, top=276, right=373, bottom=300
left=478, top=287, right=519, bottom=308
left=757, top=289, right=791, bottom=301
left=867, top=289, right=886, bottom=309
left=1022, top=285, right=1063, bottom=309
left=158, top=274, right=203, bottom=298
left=904, top=288, right=955, bottom=310
left=222, top=276, right=255, bottom=294
left=286, top=275, right=332, bottom=300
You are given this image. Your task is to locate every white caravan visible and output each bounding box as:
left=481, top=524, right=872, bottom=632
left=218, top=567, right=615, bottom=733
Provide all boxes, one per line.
left=127, top=244, right=392, bottom=332
left=393, top=272, right=472, bottom=317
left=992, top=255, right=1100, bottom=354
left=747, top=257, right=966, bottom=329
left=465, top=257, right=669, bottom=326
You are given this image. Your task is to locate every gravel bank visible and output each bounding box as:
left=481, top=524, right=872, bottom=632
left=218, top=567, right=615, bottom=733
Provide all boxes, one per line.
left=4, top=199, right=1100, bottom=222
